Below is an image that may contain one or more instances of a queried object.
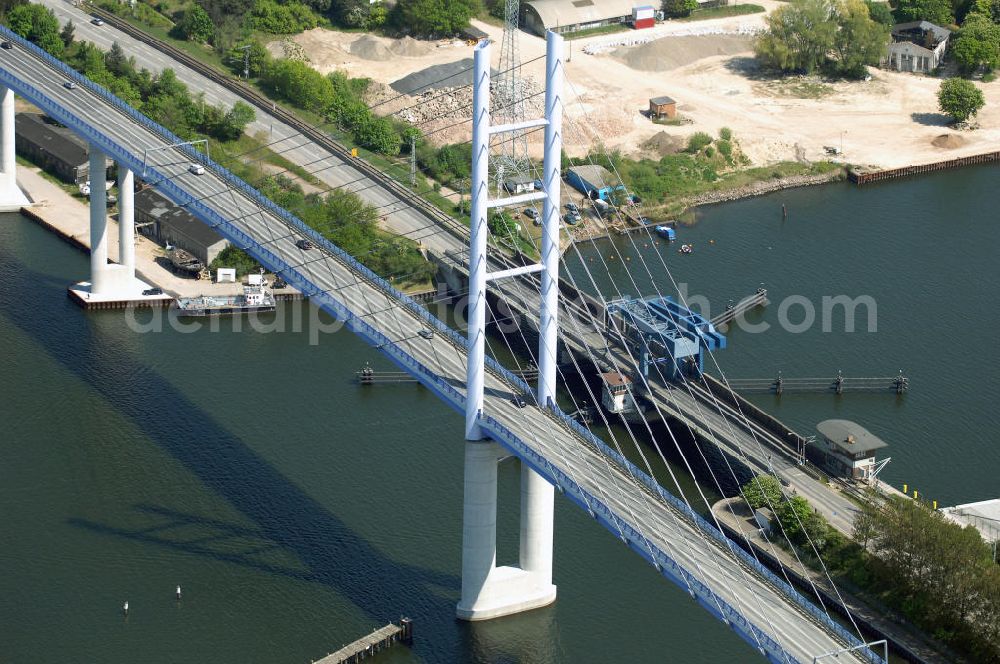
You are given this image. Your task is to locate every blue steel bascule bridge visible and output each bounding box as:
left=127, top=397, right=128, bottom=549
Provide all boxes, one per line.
left=0, top=20, right=886, bottom=664
left=605, top=296, right=726, bottom=380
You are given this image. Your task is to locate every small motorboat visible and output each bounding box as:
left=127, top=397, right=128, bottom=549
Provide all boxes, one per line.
left=679, top=244, right=693, bottom=255
left=655, top=225, right=676, bottom=241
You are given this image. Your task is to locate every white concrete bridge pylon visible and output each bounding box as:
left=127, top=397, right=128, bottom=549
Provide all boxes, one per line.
left=459, top=31, right=564, bottom=621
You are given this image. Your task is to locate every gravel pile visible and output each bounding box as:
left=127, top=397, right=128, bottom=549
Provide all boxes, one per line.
left=612, top=34, right=752, bottom=72
left=392, top=75, right=544, bottom=126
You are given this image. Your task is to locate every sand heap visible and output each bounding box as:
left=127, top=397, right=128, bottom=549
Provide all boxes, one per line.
left=931, top=133, right=966, bottom=149
left=642, top=131, right=684, bottom=157
left=612, top=34, right=753, bottom=72
left=350, top=34, right=434, bottom=61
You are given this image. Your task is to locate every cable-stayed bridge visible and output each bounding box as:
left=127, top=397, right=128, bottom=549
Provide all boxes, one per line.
left=0, top=26, right=882, bottom=664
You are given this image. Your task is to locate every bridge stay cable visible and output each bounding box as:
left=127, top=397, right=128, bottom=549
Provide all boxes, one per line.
left=563, top=138, right=861, bottom=638
left=556, top=105, right=850, bottom=627
left=550, top=110, right=834, bottom=615
left=492, top=142, right=797, bottom=657
left=559, top=75, right=871, bottom=650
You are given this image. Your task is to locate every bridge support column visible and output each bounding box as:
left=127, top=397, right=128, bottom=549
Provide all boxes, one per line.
left=0, top=86, right=28, bottom=209
left=522, top=30, right=564, bottom=599
left=89, top=146, right=110, bottom=296
left=118, top=164, right=135, bottom=281
left=519, top=464, right=554, bottom=586
left=457, top=440, right=558, bottom=620
left=71, top=152, right=152, bottom=302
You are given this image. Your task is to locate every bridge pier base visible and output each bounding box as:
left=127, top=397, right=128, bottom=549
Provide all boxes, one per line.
left=0, top=85, right=29, bottom=209
left=70, top=151, right=150, bottom=302
left=457, top=440, right=557, bottom=621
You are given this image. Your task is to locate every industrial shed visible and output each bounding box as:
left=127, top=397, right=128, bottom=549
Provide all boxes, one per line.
left=135, top=187, right=229, bottom=265
left=15, top=112, right=109, bottom=184
left=522, top=0, right=638, bottom=36
left=566, top=164, right=624, bottom=201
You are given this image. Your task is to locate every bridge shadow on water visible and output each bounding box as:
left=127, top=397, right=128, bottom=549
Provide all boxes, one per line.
left=0, top=250, right=463, bottom=651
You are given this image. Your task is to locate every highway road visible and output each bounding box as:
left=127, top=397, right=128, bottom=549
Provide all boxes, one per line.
left=38, top=0, right=461, bottom=256
left=0, top=28, right=876, bottom=664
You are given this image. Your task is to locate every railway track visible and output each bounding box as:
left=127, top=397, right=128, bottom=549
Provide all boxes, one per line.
left=90, top=6, right=472, bottom=242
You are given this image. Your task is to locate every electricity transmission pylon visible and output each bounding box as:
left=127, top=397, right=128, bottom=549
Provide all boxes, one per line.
left=494, top=0, right=531, bottom=190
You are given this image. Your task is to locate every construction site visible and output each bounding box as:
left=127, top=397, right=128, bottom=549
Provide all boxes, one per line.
left=271, top=0, right=1000, bottom=175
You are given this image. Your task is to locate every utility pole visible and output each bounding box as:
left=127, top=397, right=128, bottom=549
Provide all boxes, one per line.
left=410, top=135, right=416, bottom=187
left=237, top=45, right=251, bottom=80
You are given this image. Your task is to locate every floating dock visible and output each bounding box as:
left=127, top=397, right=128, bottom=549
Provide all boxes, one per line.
left=311, top=619, right=413, bottom=664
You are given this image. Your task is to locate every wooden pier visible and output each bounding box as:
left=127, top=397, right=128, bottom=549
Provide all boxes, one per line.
left=311, top=619, right=413, bottom=664
left=849, top=150, right=1000, bottom=186
left=726, top=371, right=909, bottom=395
left=710, top=288, right=768, bottom=328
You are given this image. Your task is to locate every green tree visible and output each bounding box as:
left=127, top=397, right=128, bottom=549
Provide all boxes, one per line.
left=831, top=0, right=891, bottom=78
left=59, top=18, right=74, bottom=46
left=178, top=4, right=214, bottom=42
left=488, top=211, right=518, bottom=239
left=105, top=41, right=130, bottom=76
left=938, top=77, right=985, bottom=121
left=893, top=0, right=953, bottom=25
left=354, top=116, right=401, bottom=155
left=952, top=12, right=1000, bottom=73
left=366, top=2, right=388, bottom=27
left=209, top=245, right=261, bottom=276
left=217, top=101, right=256, bottom=140
left=663, top=0, right=698, bottom=18
left=245, top=0, right=319, bottom=34
left=391, top=0, right=479, bottom=37
left=686, top=131, right=713, bottom=152
left=754, top=0, right=836, bottom=73
left=7, top=4, right=62, bottom=56
left=200, top=0, right=255, bottom=27
left=973, top=0, right=1000, bottom=21
left=228, top=40, right=270, bottom=78
left=261, top=58, right=335, bottom=113
left=776, top=495, right=815, bottom=539
left=864, top=0, right=894, bottom=24
left=852, top=498, right=879, bottom=551
left=741, top=474, right=783, bottom=510
left=0, top=0, right=27, bottom=17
